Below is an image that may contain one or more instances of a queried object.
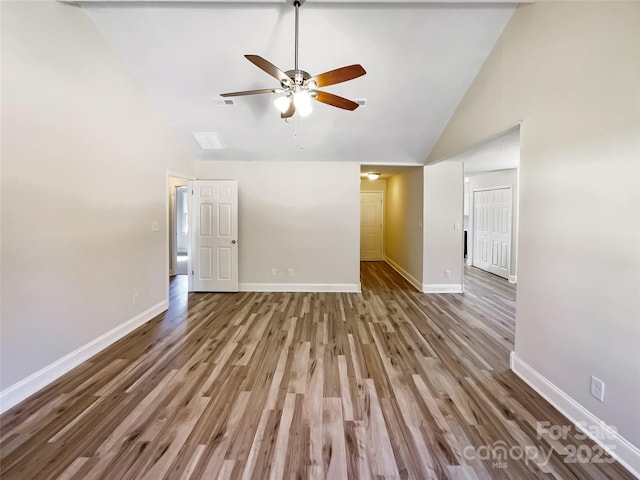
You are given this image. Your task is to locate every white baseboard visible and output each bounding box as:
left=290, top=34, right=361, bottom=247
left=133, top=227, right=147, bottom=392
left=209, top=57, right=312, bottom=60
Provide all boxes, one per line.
left=422, top=283, right=464, bottom=293
left=511, top=353, right=640, bottom=478
left=0, top=300, right=168, bottom=414
left=509, top=275, right=517, bottom=284
left=466, top=258, right=473, bottom=266
left=384, top=257, right=422, bottom=291
left=239, top=283, right=360, bottom=293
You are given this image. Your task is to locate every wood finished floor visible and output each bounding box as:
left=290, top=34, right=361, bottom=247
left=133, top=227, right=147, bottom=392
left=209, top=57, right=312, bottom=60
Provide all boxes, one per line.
left=0, top=262, right=634, bottom=479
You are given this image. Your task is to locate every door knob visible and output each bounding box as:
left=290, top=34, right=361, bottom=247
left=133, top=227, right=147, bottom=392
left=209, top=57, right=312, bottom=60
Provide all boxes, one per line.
left=231, top=240, right=237, bottom=244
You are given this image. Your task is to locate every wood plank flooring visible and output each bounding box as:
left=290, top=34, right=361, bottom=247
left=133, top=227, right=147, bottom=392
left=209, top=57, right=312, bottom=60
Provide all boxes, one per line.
left=0, top=262, right=634, bottom=479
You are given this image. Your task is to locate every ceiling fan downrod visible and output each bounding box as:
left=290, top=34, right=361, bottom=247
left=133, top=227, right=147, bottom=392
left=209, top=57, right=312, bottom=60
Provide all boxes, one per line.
left=294, top=0, right=300, bottom=72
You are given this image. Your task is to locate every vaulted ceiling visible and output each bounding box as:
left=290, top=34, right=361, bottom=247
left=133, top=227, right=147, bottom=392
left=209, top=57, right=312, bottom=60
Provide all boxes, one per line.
left=81, top=1, right=518, bottom=164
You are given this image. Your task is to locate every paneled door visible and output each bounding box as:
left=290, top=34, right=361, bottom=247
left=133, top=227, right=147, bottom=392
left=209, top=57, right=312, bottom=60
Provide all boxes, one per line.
left=473, top=190, right=491, bottom=272
left=189, top=180, right=238, bottom=292
left=360, top=191, right=383, bottom=260
left=472, top=187, right=511, bottom=279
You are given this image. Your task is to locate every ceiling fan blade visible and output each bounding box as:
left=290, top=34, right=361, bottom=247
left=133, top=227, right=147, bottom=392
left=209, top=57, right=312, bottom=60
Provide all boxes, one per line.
left=220, top=88, right=277, bottom=97
left=307, top=64, right=366, bottom=88
left=281, top=101, right=295, bottom=119
left=311, top=90, right=359, bottom=111
left=245, top=55, right=291, bottom=84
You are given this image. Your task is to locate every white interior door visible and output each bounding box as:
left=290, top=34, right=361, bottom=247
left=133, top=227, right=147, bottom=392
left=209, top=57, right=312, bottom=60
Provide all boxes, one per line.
left=472, top=187, right=511, bottom=279
left=189, top=180, right=238, bottom=292
left=360, top=191, right=383, bottom=260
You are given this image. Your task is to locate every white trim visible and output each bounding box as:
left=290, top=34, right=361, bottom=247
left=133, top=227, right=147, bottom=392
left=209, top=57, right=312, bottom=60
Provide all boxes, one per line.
left=384, top=257, right=422, bottom=291
left=509, top=275, right=517, bottom=284
left=359, top=161, right=424, bottom=167
left=472, top=184, right=513, bottom=193
left=239, top=283, right=360, bottom=293
left=511, top=353, right=640, bottom=479
left=422, top=283, right=464, bottom=293
left=166, top=171, right=193, bottom=297
left=0, top=300, right=168, bottom=414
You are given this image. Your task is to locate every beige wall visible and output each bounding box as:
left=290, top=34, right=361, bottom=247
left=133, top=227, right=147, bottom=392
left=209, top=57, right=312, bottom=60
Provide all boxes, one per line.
left=428, top=0, right=640, bottom=454
left=423, top=162, right=464, bottom=290
left=196, top=161, right=360, bottom=289
left=468, top=168, right=518, bottom=279
left=360, top=178, right=387, bottom=194
left=385, top=168, right=424, bottom=288
left=1, top=1, right=194, bottom=394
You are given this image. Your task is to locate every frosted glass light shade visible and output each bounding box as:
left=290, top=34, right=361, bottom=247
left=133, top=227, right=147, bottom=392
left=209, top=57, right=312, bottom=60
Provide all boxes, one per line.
left=293, top=91, right=313, bottom=117
left=274, top=96, right=291, bottom=113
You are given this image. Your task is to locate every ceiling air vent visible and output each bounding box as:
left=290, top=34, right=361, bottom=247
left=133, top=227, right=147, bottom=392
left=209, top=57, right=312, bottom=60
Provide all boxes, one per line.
left=213, top=99, right=236, bottom=107
left=354, top=99, right=367, bottom=107
left=192, top=132, right=224, bottom=150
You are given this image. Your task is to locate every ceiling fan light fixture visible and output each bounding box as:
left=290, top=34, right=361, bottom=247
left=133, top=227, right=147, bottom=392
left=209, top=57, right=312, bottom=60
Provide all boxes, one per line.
left=219, top=0, right=365, bottom=119
left=274, top=95, right=291, bottom=113
left=367, top=172, right=381, bottom=180
left=293, top=91, right=313, bottom=117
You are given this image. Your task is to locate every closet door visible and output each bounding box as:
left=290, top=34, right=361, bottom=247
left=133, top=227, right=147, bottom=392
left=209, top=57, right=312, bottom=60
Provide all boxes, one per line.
left=473, top=187, right=511, bottom=279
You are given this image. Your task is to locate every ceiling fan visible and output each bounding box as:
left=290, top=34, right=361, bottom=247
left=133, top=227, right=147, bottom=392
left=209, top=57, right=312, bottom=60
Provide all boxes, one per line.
left=220, top=0, right=366, bottom=119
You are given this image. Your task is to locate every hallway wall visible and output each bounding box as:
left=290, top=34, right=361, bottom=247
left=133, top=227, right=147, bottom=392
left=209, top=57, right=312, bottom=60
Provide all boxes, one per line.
left=426, top=0, right=640, bottom=466
left=385, top=167, right=424, bottom=289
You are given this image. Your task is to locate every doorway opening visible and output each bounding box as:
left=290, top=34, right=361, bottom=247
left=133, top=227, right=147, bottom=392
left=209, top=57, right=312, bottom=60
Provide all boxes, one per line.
left=359, top=164, right=424, bottom=292
left=168, top=176, right=189, bottom=278
left=458, top=126, right=520, bottom=287
left=175, top=186, right=189, bottom=275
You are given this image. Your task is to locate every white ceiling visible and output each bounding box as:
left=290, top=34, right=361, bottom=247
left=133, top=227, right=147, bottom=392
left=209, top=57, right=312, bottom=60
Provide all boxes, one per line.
left=360, top=164, right=404, bottom=179
left=82, top=2, right=516, bottom=164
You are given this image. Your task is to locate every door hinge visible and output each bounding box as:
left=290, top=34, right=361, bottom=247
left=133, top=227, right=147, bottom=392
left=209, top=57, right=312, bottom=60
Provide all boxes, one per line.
left=191, top=270, right=194, bottom=275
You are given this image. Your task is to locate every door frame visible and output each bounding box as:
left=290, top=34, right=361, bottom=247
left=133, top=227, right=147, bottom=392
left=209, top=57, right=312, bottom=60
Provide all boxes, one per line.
left=470, top=184, right=513, bottom=279
left=166, top=172, right=193, bottom=295
left=360, top=190, right=385, bottom=261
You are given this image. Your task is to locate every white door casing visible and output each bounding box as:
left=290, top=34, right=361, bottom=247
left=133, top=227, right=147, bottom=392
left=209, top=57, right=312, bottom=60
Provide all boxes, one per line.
left=189, top=180, right=238, bottom=292
left=360, top=191, right=383, bottom=261
left=472, top=187, right=511, bottom=279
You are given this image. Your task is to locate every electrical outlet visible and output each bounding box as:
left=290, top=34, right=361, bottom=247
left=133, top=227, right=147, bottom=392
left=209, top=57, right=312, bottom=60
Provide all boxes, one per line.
left=271, top=268, right=277, bottom=277
left=590, top=376, right=605, bottom=402
left=445, top=270, right=451, bottom=279
left=151, top=221, right=159, bottom=232
left=288, top=268, right=294, bottom=277
left=132, top=294, right=138, bottom=306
